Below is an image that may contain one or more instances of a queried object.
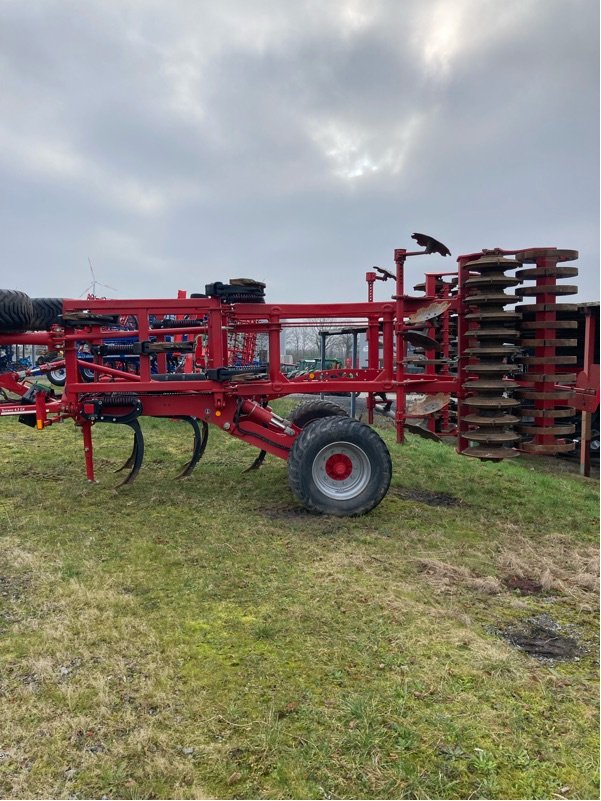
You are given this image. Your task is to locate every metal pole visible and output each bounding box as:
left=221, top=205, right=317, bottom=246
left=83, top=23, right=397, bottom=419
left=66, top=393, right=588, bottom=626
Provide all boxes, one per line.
left=350, top=331, right=358, bottom=418
left=320, top=331, right=327, bottom=400
left=580, top=308, right=595, bottom=477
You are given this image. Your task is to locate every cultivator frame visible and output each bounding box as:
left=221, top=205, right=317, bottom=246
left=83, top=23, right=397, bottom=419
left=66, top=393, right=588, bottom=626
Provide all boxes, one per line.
left=0, top=234, right=596, bottom=515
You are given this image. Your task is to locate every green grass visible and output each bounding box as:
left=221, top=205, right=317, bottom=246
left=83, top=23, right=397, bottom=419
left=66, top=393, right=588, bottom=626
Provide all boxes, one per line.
left=0, top=403, right=598, bottom=799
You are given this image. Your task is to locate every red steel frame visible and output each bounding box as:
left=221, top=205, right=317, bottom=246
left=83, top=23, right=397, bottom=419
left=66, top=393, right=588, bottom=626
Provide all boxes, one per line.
left=0, top=249, right=459, bottom=480
left=0, top=241, right=593, bottom=486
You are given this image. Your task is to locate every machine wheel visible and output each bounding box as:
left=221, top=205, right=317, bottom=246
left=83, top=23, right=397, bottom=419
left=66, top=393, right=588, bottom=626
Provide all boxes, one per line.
left=288, top=399, right=348, bottom=429
left=590, top=428, right=600, bottom=460
left=29, top=297, right=63, bottom=330
left=0, top=289, right=33, bottom=333
left=48, top=367, right=66, bottom=387
left=37, top=350, right=60, bottom=366
left=288, top=416, right=392, bottom=515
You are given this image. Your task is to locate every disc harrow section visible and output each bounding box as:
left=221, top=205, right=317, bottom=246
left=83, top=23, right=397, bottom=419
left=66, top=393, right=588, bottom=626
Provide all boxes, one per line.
left=459, top=255, right=522, bottom=460
left=515, top=248, right=579, bottom=454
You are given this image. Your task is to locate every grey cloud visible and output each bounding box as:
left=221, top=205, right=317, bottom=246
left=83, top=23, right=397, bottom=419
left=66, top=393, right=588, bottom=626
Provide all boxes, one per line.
left=0, top=0, right=598, bottom=301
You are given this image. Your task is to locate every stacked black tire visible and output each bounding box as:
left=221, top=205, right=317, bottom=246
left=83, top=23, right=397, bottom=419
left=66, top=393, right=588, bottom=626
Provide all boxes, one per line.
left=0, top=290, right=63, bottom=333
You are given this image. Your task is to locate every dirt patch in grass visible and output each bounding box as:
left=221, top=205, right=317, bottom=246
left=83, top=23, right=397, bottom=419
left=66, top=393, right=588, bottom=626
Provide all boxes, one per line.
left=0, top=573, right=30, bottom=600
left=502, top=575, right=544, bottom=595
left=495, top=614, right=586, bottom=662
left=391, top=487, right=462, bottom=507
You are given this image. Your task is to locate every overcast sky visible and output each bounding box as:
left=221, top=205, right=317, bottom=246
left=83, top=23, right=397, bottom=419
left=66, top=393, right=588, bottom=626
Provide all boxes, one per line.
left=1, top=0, right=598, bottom=303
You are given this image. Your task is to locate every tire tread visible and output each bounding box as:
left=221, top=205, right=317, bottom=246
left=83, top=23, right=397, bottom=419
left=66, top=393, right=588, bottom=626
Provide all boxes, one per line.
left=0, top=289, right=33, bottom=333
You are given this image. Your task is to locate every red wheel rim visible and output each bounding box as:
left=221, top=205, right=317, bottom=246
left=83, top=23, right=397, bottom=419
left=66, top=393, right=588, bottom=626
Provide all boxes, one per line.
left=324, top=452, right=353, bottom=481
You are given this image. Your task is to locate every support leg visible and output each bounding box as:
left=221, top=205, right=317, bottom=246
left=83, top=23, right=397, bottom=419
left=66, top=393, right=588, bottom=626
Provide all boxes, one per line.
left=81, top=420, right=96, bottom=482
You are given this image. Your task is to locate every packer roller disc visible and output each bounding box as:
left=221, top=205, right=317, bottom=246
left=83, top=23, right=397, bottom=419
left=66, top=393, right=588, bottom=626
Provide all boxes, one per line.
left=465, top=363, right=520, bottom=374
left=521, top=408, right=575, bottom=419
left=520, top=355, right=577, bottom=365
left=463, top=413, right=521, bottom=426
left=464, top=255, right=519, bottom=271
left=521, top=441, right=575, bottom=454
left=515, top=302, right=578, bottom=313
left=466, top=292, right=516, bottom=305
left=463, top=395, right=520, bottom=408
left=515, top=284, right=577, bottom=297
left=464, top=345, right=521, bottom=356
left=519, top=373, right=577, bottom=383
left=515, top=389, right=573, bottom=400
left=518, top=338, right=577, bottom=347
left=518, top=423, right=575, bottom=436
left=465, top=310, right=521, bottom=321
left=520, top=319, right=577, bottom=330
left=464, top=274, right=520, bottom=288
left=466, top=327, right=520, bottom=339
left=463, top=379, right=519, bottom=390
left=515, top=265, right=578, bottom=280
left=464, top=430, right=521, bottom=443
left=516, top=248, right=578, bottom=263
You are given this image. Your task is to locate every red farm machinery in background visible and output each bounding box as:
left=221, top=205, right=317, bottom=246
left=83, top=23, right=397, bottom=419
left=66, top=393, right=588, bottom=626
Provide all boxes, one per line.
left=0, top=233, right=597, bottom=515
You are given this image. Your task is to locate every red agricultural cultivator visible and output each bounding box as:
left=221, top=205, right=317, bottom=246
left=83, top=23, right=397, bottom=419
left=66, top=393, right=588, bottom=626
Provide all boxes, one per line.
left=0, top=233, right=597, bottom=515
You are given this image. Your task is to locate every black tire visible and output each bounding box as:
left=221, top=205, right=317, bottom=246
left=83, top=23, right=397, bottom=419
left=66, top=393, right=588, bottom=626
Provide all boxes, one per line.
left=48, top=367, right=66, bottom=387
left=288, top=399, right=348, bottom=429
left=590, top=428, right=600, bottom=460
left=29, top=297, right=63, bottom=331
left=37, top=350, right=60, bottom=365
left=0, top=289, right=33, bottom=333
left=288, top=416, right=392, bottom=516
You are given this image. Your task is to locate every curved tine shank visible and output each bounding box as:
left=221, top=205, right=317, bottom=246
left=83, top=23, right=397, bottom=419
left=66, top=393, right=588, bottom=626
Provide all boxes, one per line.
left=115, top=436, right=137, bottom=473
left=116, top=420, right=145, bottom=486
left=243, top=449, right=267, bottom=472
left=174, top=416, right=209, bottom=478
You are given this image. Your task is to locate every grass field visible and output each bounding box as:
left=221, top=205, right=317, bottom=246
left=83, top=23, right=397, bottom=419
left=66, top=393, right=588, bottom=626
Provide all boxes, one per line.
left=0, top=401, right=599, bottom=800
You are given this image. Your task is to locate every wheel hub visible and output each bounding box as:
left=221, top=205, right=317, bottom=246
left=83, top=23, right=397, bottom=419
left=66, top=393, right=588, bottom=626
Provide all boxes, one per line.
left=325, top=452, right=353, bottom=480
left=312, top=442, right=372, bottom=500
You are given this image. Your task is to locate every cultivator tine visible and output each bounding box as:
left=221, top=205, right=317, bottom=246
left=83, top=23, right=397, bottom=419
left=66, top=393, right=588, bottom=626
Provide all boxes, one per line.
left=115, top=419, right=145, bottom=486
left=244, top=449, right=267, bottom=472
left=174, top=416, right=208, bottom=478
left=115, top=439, right=137, bottom=473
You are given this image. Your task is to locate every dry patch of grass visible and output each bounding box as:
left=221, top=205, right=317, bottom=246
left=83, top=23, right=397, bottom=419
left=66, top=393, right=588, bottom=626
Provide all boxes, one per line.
left=498, top=536, right=599, bottom=599
left=415, top=558, right=503, bottom=595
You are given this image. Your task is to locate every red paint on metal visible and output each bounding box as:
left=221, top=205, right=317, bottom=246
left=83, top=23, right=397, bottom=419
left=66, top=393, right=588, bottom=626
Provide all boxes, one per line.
left=325, top=453, right=353, bottom=480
